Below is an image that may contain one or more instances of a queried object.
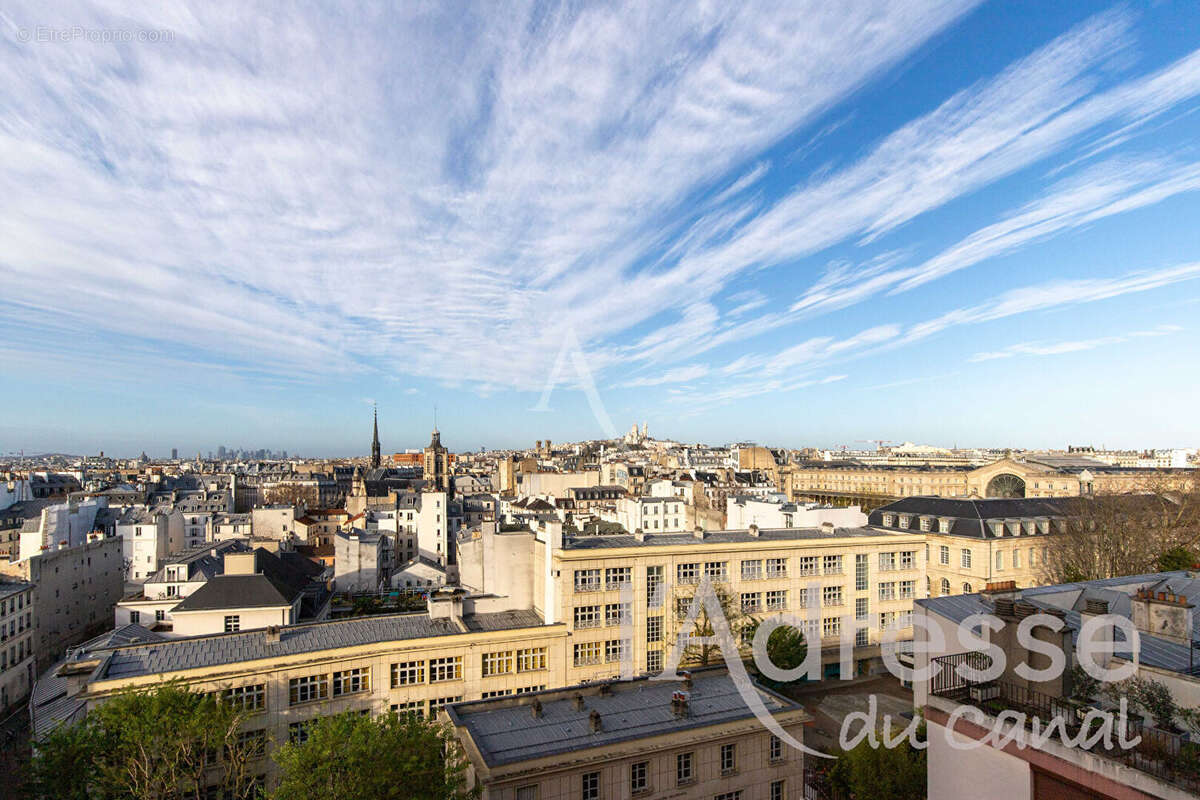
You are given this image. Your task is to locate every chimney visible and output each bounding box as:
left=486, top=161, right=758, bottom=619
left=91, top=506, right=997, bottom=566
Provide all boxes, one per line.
left=671, top=690, right=690, bottom=717
left=820, top=521, right=835, bottom=533
left=680, top=670, right=693, bottom=690
left=265, top=625, right=281, bottom=644
left=1084, top=598, right=1109, bottom=616
left=634, top=528, right=645, bottom=542
left=993, top=597, right=1016, bottom=618
left=1130, top=586, right=1194, bottom=645
left=748, top=524, right=760, bottom=538
left=531, top=699, right=543, bottom=719
left=693, top=526, right=705, bottom=540
left=572, top=693, right=586, bottom=711
left=589, top=709, right=602, bottom=732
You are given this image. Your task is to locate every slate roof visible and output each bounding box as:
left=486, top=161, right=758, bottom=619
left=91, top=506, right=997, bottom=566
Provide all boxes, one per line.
left=171, top=547, right=321, bottom=612
left=917, top=570, right=1200, bottom=675
left=562, top=525, right=903, bottom=550
left=448, top=668, right=800, bottom=766
left=868, top=496, right=1074, bottom=538
left=88, top=609, right=546, bottom=680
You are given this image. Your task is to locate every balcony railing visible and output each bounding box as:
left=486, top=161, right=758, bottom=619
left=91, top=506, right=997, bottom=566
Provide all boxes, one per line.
left=929, top=653, right=1200, bottom=793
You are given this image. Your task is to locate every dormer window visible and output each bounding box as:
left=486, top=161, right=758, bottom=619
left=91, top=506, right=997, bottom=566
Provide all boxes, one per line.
left=898, top=515, right=911, bottom=529
left=882, top=514, right=895, bottom=527
left=988, top=521, right=1003, bottom=537
left=918, top=517, right=931, bottom=532
left=938, top=518, right=951, bottom=533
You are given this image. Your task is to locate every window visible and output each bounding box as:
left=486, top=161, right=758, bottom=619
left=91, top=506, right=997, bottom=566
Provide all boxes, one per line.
left=720, top=742, right=737, bottom=774
left=221, top=684, right=265, bottom=712
left=574, top=605, right=601, bottom=629
left=879, top=611, right=896, bottom=630
left=961, top=549, right=972, bottom=569
left=766, top=557, right=787, bottom=578
left=429, top=696, right=463, bottom=712
left=855, top=553, right=868, bottom=590
left=288, top=720, right=315, bottom=744
left=582, top=771, right=600, bottom=800
left=482, top=651, right=513, bottom=676
left=392, top=700, right=424, bottom=718
left=741, top=559, right=763, bottom=581
left=823, top=586, right=843, bottom=607
left=677, top=563, right=700, bottom=584
left=516, top=685, right=546, bottom=694
left=1029, top=547, right=1037, bottom=566
left=823, top=617, right=840, bottom=638
left=605, top=639, right=624, bottom=663
left=766, top=590, right=787, bottom=611
left=704, top=561, right=727, bottom=581
left=823, top=555, right=843, bottom=574
left=235, top=729, right=268, bottom=760
left=882, top=514, right=895, bottom=527
left=855, top=597, right=869, bottom=621
left=333, top=667, right=369, bottom=696
left=129, top=610, right=140, bottom=624
left=940, top=578, right=951, bottom=595
left=878, top=582, right=896, bottom=601
left=605, top=567, right=631, bottom=589
left=482, top=689, right=513, bottom=699
left=574, top=569, right=601, bottom=592
left=878, top=552, right=896, bottom=571
left=715, top=792, right=742, bottom=800
left=741, top=592, right=762, bottom=613
left=631, top=761, right=649, bottom=793
left=429, top=656, right=462, bottom=682
left=517, top=647, right=547, bottom=672
left=964, top=583, right=973, bottom=594
left=574, top=642, right=601, bottom=666
left=223, top=615, right=240, bottom=632
left=856, top=627, right=870, bottom=646
left=899, top=580, right=915, bottom=599
left=391, top=660, right=425, bottom=687
left=919, top=517, right=932, bottom=531
left=605, top=603, right=630, bottom=626
left=995, top=551, right=1004, bottom=570
left=516, top=786, right=538, bottom=800
left=939, top=545, right=950, bottom=566
left=647, top=566, right=664, bottom=607
left=798, top=556, right=819, bottom=576
left=1013, top=550, right=1022, bottom=568
left=289, top=674, right=328, bottom=705
left=647, top=616, right=662, bottom=643
left=677, top=752, right=694, bottom=785
left=769, top=734, right=783, bottom=761
left=900, top=550, right=915, bottom=569
left=770, top=780, right=785, bottom=800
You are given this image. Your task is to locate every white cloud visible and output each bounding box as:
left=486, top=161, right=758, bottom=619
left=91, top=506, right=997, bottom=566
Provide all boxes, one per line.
left=969, top=324, right=1184, bottom=361
left=622, top=364, right=710, bottom=387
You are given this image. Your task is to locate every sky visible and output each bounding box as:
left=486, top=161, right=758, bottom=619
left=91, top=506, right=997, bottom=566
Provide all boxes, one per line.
left=2, top=1, right=1200, bottom=457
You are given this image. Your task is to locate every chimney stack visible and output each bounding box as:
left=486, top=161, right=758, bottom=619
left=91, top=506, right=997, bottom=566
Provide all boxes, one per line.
left=589, top=709, right=602, bottom=732
left=748, top=524, right=760, bottom=537
left=693, top=526, right=705, bottom=540
left=572, top=693, right=585, bottom=711
left=531, top=699, right=543, bottom=719
left=265, top=625, right=281, bottom=644
left=671, top=690, right=690, bottom=717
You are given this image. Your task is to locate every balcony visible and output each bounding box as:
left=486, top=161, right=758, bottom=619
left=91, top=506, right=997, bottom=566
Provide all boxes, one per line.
left=929, top=653, right=1200, bottom=795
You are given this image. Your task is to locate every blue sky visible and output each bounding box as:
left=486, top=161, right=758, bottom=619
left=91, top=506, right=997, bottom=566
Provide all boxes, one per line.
left=2, top=1, right=1200, bottom=457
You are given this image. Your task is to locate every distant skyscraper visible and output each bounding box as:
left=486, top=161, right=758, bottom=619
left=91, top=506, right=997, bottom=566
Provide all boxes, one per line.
left=171, top=448, right=178, bottom=460
left=370, top=406, right=382, bottom=470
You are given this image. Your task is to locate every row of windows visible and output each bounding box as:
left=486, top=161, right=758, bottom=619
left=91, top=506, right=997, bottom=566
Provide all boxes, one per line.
left=0, top=592, right=29, bottom=617
left=573, top=640, right=625, bottom=666
left=935, top=544, right=1047, bottom=570
left=573, top=603, right=630, bottom=628
left=288, top=667, right=371, bottom=705
left=579, top=556, right=864, bottom=595
left=521, top=736, right=788, bottom=800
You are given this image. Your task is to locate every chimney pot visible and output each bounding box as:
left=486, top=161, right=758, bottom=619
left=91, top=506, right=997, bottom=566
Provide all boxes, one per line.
left=531, top=699, right=543, bottom=718
left=572, top=693, right=585, bottom=711
left=588, top=709, right=602, bottom=732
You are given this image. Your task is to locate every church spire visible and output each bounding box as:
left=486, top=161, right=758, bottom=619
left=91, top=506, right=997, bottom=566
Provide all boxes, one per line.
left=370, top=404, right=381, bottom=470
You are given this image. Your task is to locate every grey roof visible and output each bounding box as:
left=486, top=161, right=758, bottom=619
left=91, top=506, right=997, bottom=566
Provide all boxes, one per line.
left=171, top=548, right=319, bottom=612
left=869, top=496, right=1072, bottom=538
left=0, top=580, right=34, bottom=600
left=449, top=668, right=799, bottom=766
left=918, top=570, right=1200, bottom=675
left=86, top=608, right=547, bottom=680
left=562, top=525, right=901, bottom=550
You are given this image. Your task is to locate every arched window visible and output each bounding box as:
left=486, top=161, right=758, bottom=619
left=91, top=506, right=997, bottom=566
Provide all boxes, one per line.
left=941, top=578, right=951, bottom=595
left=963, top=583, right=972, bottom=594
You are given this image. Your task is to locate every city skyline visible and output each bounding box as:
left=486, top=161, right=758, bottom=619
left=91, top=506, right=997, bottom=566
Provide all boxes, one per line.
left=4, top=2, right=1200, bottom=454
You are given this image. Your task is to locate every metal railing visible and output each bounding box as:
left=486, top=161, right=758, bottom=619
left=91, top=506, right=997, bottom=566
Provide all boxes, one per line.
left=928, top=653, right=1200, bottom=793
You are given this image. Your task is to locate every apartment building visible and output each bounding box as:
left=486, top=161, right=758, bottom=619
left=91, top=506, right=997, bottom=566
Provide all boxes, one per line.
left=869, top=497, right=1067, bottom=596
left=447, top=666, right=809, bottom=800
left=611, top=496, right=690, bottom=534
left=0, top=580, right=35, bottom=712
left=459, top=522, right=926, bottom=681
left=915, top=573, right=1200, bottom=800
left=34, top=598, right=568, bottom=787
left=0, top=535, right=124, bottom=668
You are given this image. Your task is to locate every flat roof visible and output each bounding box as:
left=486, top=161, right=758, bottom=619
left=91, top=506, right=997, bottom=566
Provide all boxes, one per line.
left=449, top=668, right=801, bottom=767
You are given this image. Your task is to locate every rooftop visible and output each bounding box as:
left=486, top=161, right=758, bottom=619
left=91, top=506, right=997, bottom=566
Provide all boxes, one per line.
left=561, top=524, right=910, bottom=550
left=448, top=667, right=802, bottom=767
left=78, top=608, right=547, bottom=681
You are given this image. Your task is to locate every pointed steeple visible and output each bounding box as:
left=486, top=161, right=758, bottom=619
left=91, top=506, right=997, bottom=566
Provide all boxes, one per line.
left=370, top=405, right=381, bottom=470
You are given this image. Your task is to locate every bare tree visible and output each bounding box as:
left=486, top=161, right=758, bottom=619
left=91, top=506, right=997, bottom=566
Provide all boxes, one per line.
left=1041, top=470, right=1200, bottom=583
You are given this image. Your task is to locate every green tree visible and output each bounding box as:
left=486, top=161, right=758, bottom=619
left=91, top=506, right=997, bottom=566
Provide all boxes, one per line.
left=765, top=625, right=808, bottom=673
left=1157, top=545, right=1197, bottom=572
left=271, top=710, right=475, bottom=800
left=29, top=682, right=259, bottom=800
left=830, top=724, right=927, bottom=800
left=670, top=582, right=759, bottom=667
